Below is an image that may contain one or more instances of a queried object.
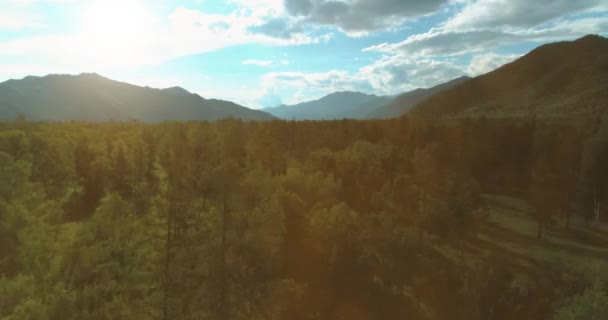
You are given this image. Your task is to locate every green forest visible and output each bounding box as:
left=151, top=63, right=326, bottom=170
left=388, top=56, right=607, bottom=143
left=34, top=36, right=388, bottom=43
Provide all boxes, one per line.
left=0, top=117, right=607, bottom=320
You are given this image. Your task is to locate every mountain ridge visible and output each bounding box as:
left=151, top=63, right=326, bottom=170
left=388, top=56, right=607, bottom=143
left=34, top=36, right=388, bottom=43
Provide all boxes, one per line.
left=266, top=91, right=389, bottom=120
left=2, top=34, right=606, bottom=122
left=408, top=34, right=608, bottom=119
left=265, top=76, right=473, bottom=120
left=367, top=76, right=471, bottom=119
left=0, top=73, right=275, bottom=122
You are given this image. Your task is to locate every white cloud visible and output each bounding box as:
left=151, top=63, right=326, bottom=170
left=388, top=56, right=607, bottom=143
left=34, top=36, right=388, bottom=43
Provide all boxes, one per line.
left=444, top=0, right=604, bottom=31
left=231, top=54, right=467, bottom=108
left=263, top=70, right=371, bottom=92
left=256, top=91, right=284, bottom=108
left=279, top=0, right=451, bottom=36
left=466, top=53, right=520, bottom=75
left=0, top=15, right=42, bottom=30
left=158, top=6, right=316, bottom=59
left=244, top=12, right=607, bottom=107
left=364, top=30, right=517, bottom=56
left=195, top=69, right=372, bottom=108
left=0, top=4, right=320, bottom=75
left=359, top=54, right=465, bottom=92
left=0, top=7, right=47, bottom=30
left=364, top=16, right=608, bottom=57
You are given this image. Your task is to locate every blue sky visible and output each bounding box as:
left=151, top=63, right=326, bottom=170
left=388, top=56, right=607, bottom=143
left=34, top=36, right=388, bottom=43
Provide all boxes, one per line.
left=0, top=0, right=606, bottom=109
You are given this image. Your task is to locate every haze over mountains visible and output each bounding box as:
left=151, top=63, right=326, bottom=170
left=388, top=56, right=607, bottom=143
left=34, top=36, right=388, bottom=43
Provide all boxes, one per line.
left=0, top=35, right=605, bottom=122
left=0, top=73, right=275, bottom=121
left=264, top=77, right=470, bottom=120
left=368, top=76, right=471, bottom=119
left=265, top=92, right=393, bottom=120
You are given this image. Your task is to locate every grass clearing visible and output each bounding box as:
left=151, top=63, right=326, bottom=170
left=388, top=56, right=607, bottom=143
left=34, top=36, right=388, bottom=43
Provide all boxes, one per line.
left=477, top=194, right=608, bottom=280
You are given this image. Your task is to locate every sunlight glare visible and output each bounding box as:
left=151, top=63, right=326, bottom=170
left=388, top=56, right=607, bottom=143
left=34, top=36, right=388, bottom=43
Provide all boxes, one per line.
left=79, top=0, right=156, bottom=67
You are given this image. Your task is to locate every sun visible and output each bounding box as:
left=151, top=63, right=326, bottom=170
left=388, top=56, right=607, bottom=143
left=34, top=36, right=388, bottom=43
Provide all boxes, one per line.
left=79, top=0, right=156, bottom=67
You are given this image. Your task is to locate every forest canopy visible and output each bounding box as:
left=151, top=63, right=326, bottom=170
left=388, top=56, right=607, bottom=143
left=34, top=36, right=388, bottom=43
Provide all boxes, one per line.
left=0, top=117, right=607, bottom=320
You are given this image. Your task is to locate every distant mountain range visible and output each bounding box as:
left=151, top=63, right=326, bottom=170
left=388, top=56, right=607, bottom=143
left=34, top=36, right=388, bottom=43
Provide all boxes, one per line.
left=267, top=35, right=608, bottom=121
left=0, top=35, right=605, bottom=122
left=409, top=34, right=608, bottom=119
left=367, top=76, right=471, bottom=119
left=265, top=91, right=393, bottom=120
left=0, top=73, right=275, bottom=121
left=264, top=77, right=469, bottom=120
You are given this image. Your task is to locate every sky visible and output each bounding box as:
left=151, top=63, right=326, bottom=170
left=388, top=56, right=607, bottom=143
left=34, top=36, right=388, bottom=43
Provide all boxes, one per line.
left=0, top=0, right=607, bottom=109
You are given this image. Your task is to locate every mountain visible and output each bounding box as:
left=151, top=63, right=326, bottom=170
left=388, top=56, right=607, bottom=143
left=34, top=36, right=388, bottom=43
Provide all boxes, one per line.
left=0, top=73, right=275, bottom=121
left=367, top=76, right=471, bottom=119
left=266, top=91, right=392, bottom=120
left=409, top=35, right=608, bottom=119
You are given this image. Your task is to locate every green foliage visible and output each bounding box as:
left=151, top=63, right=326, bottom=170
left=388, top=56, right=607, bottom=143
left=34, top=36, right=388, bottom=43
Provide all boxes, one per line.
left=555, top=282, right=608, bottom=320
left=0, top=119, right=602, bottom=320
left=0, top=152, right=31, bottom=201
left=0, top=130, right=31, bottom=162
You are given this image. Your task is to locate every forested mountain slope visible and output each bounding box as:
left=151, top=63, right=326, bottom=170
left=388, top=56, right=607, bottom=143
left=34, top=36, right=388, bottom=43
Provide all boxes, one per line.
left=409, top=35, right=608, bottom=119
left=0, top=73, right=275, bottom=121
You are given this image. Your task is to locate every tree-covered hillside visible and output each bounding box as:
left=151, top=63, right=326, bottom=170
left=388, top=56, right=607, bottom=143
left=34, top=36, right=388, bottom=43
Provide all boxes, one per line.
left=0, top=118, right=607, bottom=320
